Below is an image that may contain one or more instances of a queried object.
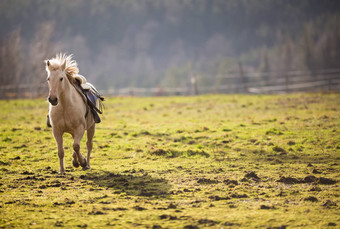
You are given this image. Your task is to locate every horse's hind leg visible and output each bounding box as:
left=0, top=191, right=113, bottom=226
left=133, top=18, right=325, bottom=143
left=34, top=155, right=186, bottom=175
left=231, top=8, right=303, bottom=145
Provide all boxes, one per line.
left=72, top=128, right=87, bottom=168
left=86, top=124, right=95, bottom=169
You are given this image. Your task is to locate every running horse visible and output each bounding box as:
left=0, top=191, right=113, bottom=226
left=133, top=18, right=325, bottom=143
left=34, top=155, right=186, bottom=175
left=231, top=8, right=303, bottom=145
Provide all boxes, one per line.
left=45, top=53, right=103, bottom=174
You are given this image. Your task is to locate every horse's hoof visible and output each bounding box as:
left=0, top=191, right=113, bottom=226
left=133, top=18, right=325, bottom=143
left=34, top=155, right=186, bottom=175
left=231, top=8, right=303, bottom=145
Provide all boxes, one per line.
left=72, top=159, right=80, bottom=168
left=59, top=171, right=66, bottom=175
left=80, top=158, right=87, bottom=168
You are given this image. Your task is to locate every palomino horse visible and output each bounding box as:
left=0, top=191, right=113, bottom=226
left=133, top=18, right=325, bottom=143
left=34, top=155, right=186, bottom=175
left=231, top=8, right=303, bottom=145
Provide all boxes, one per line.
left=46, top=54, right=102, bottom=174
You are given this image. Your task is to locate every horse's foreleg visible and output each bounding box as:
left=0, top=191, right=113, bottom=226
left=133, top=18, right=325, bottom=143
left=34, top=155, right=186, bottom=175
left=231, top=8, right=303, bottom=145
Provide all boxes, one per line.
left=53, top=130, right=65, bottom=175
left=72, top=151, right=80, bottom=168
left=86, top=124, right=95, bottom=169
left=73, top=128, right=87, bottom=168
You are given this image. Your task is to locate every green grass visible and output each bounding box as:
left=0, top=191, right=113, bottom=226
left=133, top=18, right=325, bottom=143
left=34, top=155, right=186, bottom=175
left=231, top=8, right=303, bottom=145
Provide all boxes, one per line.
left=0, top=93, right=339, bottom=228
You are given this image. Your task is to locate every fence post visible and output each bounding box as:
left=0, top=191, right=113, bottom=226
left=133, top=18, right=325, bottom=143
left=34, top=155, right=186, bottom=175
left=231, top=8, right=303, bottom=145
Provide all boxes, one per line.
left=191, top=73, right=198, bottom=95
left=238, top=62, right=248, bottom=93
left=285, top=73, right=289, bottom=93
left=129, top=88, right=134, bottom=96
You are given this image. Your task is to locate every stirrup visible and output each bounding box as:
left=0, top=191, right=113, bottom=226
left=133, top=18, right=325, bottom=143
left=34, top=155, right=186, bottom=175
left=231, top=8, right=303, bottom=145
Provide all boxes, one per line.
left=91, top=110, right=101, bottom=123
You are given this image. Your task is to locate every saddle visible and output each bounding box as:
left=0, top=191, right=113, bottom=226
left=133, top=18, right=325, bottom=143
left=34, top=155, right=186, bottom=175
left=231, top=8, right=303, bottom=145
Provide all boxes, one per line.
left=73, top=75, right=104, bottom=124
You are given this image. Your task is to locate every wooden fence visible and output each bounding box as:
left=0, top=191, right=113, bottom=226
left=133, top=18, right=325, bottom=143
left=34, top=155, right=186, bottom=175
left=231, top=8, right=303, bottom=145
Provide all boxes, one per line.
left=102, top=68, right=340, bottom=96
left=0, top=83, right=47, bottom=99
left=1, top=68, right=340, bottom=99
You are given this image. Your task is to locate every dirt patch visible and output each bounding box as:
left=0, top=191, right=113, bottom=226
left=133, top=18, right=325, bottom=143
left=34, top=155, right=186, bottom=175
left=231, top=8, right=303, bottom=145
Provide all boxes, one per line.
left=209, top=195, right=230, bottom=201
left=150, top=148, right=209, bottom=158
left=54, top=221, right=64, bottom=227
left=304, top=196, right=318, bottom=202
left=159, top=214, right=177, bottom=220
left=197, top=178, right=219, bottom=184
left=167, top=203, right=177, bottom=209
left=0, top=161, right=10, bottom=166
left=231, top=193, right=248, bottom=198
left=312, top=169, right=322, bottom=174
left=198, top=218, right=218, bottom=226
left=277, top=176, right=336, bottom=185
left=150, top=149, right=167, bottom=156
left=184, top=225, right=199, bottom=229
left=18, top=175, right=45, bottom=181
left=21, top=171, right=34, bottom=175
left=13, top=144, right=27, bottom=149
left=244, top=171, right=261, bottom=181
left=309, top=186, right=321, bottom=191
left=88, top=210, right=106, bottom=215
left=102, top=207, right=128, bottom=211
left=287, top=140, right=296, bottom=145
left=223, top=179, right=238, bottom=185
left=260, top=205, right=274, bottom=209
left=277, top=176, right=300, bottom=184
left=322, top=200, right=337, bottom=208
left=133, top=206, right=147, bottom=211
left=303, top=175, right=318, bottom=183
left=318, top=177, right=336, bottom=185
left=224, top=222, right=240, bottom=227
left=272, top=146, right=286, bottom=154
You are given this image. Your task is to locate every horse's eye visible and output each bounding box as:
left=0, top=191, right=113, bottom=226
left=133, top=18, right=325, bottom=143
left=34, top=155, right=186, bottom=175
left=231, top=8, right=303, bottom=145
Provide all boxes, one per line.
left=47, top=77, right=50, bottom=81
left=60, top=78, right=63, bottom=82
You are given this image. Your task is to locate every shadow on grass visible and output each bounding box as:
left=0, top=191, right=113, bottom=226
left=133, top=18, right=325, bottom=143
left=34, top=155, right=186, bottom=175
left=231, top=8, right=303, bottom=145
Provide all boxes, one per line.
left=80, top=170, right=171, bottom=197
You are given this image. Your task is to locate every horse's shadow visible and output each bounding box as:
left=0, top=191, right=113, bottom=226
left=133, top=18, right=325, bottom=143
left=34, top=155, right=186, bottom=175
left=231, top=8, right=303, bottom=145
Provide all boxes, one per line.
left=80, top=169, right=171, bottom=197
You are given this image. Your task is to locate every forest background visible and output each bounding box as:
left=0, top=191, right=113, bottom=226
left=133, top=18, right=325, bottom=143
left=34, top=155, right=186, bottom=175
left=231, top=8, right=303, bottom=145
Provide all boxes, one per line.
left=0, top=0, right=339, bottom=93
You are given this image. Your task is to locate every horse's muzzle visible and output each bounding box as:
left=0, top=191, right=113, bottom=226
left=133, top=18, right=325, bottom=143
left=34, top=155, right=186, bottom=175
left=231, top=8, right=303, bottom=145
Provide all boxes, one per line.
left=48, top=97, right=58, bottom=106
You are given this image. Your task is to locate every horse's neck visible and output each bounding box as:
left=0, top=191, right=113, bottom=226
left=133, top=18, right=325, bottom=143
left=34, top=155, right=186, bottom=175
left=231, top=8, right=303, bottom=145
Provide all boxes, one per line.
left=59, top=81, right=83, bottom=108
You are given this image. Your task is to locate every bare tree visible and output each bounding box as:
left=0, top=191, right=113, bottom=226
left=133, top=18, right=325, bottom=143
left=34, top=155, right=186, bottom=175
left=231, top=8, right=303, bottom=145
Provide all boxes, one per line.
left=0, top=28, right=23, bottom=86
left=27, top=21, right=56, bottom=97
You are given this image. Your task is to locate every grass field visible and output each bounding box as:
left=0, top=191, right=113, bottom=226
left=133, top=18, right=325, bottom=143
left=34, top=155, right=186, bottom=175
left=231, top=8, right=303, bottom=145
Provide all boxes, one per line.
left=0, top=93, right=339, bottom=228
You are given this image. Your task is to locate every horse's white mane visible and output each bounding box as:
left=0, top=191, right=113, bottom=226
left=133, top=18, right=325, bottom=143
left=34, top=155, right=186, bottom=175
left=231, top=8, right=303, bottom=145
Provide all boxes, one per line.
left=46, top=53, right=79, bottom=81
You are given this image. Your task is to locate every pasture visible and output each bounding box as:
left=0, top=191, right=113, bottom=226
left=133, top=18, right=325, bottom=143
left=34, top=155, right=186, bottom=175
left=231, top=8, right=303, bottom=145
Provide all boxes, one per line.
left=0, top=93, right=339, bottom=228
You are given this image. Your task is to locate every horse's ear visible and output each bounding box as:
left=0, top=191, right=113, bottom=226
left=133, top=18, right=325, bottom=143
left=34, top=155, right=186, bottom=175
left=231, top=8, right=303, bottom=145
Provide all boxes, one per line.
left=61, top=60, right=66, bottom=71
left=45, top=60, right=52, bottom=71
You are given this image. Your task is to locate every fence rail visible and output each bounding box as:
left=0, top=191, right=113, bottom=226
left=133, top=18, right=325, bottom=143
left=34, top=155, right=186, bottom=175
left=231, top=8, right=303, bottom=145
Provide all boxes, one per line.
left=101, top=68, right=340, bottom=96
left=1, top=68, right=340, bottom=99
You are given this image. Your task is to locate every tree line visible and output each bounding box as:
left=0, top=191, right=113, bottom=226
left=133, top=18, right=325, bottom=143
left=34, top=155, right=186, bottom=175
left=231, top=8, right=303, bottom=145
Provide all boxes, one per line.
left=0, top=0, right=339, bottom=92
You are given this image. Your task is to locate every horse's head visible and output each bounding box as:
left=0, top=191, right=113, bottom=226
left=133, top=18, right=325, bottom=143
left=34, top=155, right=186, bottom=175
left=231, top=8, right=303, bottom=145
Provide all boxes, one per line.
left=46, top=59, right=67, bottom=106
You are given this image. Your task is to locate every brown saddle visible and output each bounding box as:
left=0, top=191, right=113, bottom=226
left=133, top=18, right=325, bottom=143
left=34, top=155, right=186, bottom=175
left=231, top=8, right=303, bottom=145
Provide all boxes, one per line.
left=74, top=80, right=104, bottom=123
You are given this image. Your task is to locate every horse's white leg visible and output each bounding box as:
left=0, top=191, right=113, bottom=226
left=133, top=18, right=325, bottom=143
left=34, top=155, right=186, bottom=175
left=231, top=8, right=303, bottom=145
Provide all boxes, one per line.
left=86, top=124, right=95, bottom=169
left=73, top=128, right=87, bottom=168
left=53, top=130, right=65, bottom=175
